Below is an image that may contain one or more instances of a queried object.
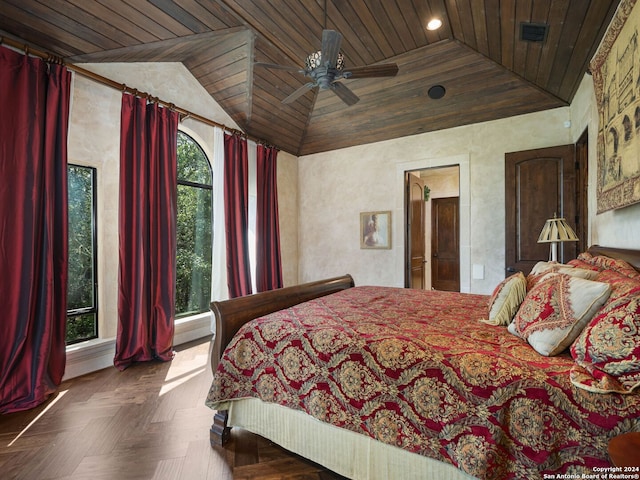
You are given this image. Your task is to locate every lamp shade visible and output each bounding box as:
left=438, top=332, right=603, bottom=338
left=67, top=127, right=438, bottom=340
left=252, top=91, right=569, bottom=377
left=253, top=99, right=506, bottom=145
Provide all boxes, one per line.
left=537, top=215, right=579, bottom=243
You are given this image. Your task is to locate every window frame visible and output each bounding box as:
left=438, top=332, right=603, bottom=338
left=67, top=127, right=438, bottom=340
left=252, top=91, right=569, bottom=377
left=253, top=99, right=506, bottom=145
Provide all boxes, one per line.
left=66, top=163, right=99, bottom=345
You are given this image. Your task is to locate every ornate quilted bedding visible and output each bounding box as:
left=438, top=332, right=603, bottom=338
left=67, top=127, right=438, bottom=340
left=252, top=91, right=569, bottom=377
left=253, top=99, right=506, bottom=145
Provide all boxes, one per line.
left=206, top=286, right=640, bottom=479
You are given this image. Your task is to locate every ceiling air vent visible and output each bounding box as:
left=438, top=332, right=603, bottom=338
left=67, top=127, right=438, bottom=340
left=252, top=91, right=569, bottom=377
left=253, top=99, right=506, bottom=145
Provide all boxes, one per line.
left=520, top=22, right=549, bottom=42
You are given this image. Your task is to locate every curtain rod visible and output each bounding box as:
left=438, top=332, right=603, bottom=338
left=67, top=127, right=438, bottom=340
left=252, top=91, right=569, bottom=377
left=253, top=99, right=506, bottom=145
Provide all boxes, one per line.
left=0, top=36, right=276, bottom=147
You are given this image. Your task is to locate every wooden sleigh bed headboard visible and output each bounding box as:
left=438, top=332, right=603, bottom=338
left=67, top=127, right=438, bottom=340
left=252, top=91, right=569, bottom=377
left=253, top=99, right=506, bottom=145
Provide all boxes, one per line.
left=210, top=274, right=355, bottom=373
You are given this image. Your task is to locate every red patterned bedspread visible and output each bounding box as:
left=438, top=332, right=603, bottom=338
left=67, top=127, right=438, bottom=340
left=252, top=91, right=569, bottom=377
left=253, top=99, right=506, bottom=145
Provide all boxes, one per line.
left=206, top=286, right=640, bottom=479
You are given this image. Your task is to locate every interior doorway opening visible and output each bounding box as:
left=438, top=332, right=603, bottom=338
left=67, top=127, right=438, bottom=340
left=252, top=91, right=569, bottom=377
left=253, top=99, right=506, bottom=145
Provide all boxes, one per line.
left=405, top=165, right=460, bottom=290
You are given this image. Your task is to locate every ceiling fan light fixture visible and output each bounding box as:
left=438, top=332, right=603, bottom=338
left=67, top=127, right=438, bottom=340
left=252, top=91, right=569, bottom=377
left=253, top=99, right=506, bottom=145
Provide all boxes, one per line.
left=274, top=28, right=397, bottom=105
left=426, top=18, right=442, bottom=31
left=305, top=51, right=344, bottom=71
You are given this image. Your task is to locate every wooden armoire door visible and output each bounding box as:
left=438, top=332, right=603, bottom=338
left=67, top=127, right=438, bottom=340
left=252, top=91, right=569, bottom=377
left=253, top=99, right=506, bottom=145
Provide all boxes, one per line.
left=505, top=144, right=577, bottom=276
left=431, top=197, right=460, bottom=292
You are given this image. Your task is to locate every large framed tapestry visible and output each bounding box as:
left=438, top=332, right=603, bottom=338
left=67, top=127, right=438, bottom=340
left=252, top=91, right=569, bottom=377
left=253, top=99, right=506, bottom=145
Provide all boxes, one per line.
left=591, top=0, right=640, bottom=213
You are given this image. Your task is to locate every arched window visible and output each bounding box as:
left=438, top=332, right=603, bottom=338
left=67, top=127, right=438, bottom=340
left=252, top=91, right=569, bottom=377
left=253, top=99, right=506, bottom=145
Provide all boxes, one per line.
left=176, top=131, right=213, bottom=318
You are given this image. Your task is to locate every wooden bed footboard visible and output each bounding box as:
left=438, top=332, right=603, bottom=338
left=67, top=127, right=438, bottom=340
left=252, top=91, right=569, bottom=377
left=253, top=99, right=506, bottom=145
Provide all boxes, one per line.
left=209, top=274, right=354, bottom=446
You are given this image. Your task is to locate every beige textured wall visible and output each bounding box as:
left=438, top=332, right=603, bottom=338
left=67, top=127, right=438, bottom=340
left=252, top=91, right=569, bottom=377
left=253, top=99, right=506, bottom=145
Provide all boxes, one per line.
left=298, top=108, right=574, bottom=294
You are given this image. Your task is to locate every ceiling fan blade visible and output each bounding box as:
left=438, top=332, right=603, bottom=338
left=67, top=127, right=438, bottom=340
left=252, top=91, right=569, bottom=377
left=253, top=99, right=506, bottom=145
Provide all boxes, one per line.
left=255, top=62, right=303, bottom=74
left=331, top=82, right=359, bottom=106
left=320, top=29, right=343, bottom=67
left=282, top=82, right=316, bottom=104
left=343, top=64, right=399, bottom=79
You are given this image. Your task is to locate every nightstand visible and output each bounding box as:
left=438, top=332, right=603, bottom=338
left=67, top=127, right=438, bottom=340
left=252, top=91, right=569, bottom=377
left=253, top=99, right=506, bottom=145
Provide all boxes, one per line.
left=608, top=432, right=640, bottom=468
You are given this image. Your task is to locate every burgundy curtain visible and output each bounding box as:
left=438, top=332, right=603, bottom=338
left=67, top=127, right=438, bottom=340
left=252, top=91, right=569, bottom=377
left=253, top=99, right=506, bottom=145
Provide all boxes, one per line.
left=0, top=47, right=70, bottom=413
left=223, top=133, right=252, bottom=298
left=256, top=145, right=283, bottom=292
left=115, top=94, right=179, bottom=371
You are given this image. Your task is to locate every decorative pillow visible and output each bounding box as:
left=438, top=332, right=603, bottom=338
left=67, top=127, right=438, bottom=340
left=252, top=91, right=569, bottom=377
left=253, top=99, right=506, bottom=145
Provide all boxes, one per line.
left=483, top=272, right=526, bottom=326
left=526, top=271, right=549, bottom=291
left=595, top=269, right=640, bottom=301
left=567, top=258, right=601, bottom=272
left=526, top=262, right=597, bottom=291
left=577, top=253, right=639, bottom=279
left=569, top=364, right=632, bottom=394
left=508, top=273, right=611, bottom=356
left=570, top=285, right=640, bottom=394
left=529, top=261, right=567, bottom=275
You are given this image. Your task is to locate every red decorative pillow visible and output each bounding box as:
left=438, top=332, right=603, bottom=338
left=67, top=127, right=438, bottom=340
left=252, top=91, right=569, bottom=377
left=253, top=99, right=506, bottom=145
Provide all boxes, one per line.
left=567, top=258, right=601, bottom=272
left=595, top=270, right=640, bottom=301
left=484, top=272, right=526, bottom=326
left=570, top=285, right=640, bottom=394
left=509, top=273, right=611, bottom=356
left=577, top=253, right=639, bottom=279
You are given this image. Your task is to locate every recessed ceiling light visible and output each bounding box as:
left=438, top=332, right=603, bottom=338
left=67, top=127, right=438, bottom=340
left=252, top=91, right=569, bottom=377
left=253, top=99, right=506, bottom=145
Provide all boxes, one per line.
left=426, top=18, right=442, bottom=31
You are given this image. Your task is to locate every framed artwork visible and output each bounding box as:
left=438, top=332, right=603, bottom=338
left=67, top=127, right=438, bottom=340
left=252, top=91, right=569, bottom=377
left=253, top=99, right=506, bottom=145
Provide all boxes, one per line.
left=360, top=211, right=391, bottom=249
left=591, top=0, right=640, bottom=212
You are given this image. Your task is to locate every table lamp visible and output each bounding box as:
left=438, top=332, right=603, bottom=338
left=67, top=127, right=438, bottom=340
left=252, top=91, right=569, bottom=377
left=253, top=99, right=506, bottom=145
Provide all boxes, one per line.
left=537, top=213, right=579, bottom=262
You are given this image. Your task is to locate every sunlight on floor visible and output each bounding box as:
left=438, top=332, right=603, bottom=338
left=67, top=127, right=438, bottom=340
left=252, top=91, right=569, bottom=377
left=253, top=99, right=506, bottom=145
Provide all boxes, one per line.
left=159, top=348, right=210, bottom=396
left=159, top=367, right=207, bottom=396
left=7, top=389, right=68, bottom=447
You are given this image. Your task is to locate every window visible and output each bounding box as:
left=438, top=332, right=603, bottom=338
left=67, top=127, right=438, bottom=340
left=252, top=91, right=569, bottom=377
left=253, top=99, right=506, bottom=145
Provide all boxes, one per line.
left=67, top=165, right=98, bottom=344
left=176, top=131, right=213, bottom=318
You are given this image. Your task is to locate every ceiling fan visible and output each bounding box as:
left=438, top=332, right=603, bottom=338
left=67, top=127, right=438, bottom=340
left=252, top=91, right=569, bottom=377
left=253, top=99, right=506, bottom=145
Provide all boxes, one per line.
left=256, top=29, right=399, bottom=106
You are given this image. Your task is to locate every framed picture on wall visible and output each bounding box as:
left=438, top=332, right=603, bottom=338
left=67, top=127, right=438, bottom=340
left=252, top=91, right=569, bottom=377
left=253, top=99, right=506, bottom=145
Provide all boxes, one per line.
left=360, top=211, right=391, bottom=249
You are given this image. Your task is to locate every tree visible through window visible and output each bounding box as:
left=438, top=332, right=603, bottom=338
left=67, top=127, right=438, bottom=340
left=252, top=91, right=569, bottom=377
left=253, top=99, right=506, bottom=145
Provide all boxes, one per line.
left=67, top=164, right=98, bottom=344
left=176, top=131, right=213, bottom=317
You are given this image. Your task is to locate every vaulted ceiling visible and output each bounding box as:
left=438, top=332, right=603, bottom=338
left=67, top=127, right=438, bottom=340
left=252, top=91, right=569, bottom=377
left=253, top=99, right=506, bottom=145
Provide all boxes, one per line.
left=0, top=1, right=620, bottom=156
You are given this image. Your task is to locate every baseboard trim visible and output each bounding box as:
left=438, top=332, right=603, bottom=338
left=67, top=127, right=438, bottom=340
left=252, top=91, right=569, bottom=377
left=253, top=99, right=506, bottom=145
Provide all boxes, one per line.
left=63, top=313, right=213, bottom=381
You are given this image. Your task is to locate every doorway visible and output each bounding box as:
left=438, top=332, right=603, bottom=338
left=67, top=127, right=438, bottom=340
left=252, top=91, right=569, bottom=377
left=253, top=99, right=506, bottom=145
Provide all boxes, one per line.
left=405, top=165, right=460, bottom=290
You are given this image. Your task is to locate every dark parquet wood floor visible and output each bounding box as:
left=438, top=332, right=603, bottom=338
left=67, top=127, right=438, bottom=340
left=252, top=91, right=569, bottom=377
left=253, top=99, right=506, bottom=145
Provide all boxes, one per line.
left=0, top=338, right=348, bottom=480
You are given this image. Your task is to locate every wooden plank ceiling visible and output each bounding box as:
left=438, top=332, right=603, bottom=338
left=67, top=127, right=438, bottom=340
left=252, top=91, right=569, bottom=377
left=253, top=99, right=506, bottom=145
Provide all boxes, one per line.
left=0, top=0, right=620, bottom=156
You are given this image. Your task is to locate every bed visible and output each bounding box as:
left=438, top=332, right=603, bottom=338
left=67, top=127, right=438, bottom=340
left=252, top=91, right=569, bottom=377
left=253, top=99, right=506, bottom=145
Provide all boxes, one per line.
left=206, top=245, right=640, bottom=479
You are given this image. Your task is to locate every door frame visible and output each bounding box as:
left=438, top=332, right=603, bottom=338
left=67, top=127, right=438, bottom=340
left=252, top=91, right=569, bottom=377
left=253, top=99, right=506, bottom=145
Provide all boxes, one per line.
left=396, top=154, right=471, bottom=292
left=575, top=129, right=589, bottom=255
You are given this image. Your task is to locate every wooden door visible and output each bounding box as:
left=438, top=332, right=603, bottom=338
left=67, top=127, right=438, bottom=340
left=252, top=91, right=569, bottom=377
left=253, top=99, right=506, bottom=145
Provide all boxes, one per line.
left=505, top=144, right=577, bottom=276
left=406, top=174, right=426, bottom=289
left=431, top=197, right=460, bottom=291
